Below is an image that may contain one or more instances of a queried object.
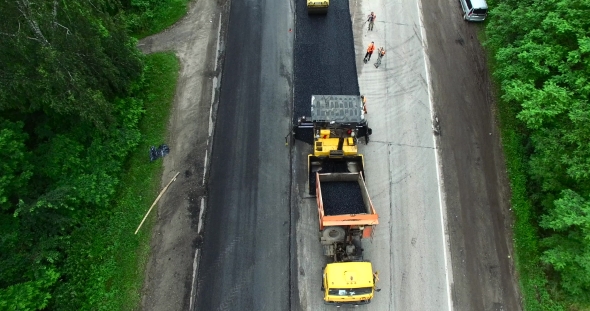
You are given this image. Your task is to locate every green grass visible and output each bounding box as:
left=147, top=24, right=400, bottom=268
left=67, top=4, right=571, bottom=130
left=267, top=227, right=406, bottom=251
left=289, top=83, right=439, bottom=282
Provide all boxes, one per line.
left=131, top=0, right=190, bottom=39
left=113, top=52, right=179, bottom=311
left=71, top=53, right=180, bottom=310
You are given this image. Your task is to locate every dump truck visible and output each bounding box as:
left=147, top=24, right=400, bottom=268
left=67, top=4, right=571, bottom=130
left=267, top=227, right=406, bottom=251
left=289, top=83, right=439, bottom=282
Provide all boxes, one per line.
left=294, top=95, right=379, bottom=307
left=307, top=0, right=329, bottom=14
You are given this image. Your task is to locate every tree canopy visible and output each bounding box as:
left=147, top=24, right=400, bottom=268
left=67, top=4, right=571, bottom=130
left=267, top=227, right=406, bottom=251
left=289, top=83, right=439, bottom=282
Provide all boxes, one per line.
left=0, top=0, right=145, bottom=309
left=486, top=0, right=590, bottom=305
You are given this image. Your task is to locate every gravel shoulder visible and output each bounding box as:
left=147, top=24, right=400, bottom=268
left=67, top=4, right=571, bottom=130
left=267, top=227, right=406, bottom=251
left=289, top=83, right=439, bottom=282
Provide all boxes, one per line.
left=137, top=0, right=227, bottom=309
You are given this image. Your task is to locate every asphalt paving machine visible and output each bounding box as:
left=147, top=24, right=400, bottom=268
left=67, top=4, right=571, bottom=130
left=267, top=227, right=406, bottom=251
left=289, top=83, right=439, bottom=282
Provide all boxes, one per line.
left=293, top=95, right=379, bottom=307
left=307, top=0, right=329, bottom=14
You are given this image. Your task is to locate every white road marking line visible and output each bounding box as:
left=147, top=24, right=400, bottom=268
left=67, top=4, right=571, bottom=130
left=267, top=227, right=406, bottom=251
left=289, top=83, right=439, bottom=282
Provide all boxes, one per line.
left=209, top=77, right=217, bottom=137
left=215, top=13, right=222, bottom=66
left=192, top=12, right=223, bottom=308
left=416, top=0, right=454, bottom=310
left=204, top=13, right=224, bottom=186
left=189, top=248, right=199, bottom=310
left=203, top=149, right=208, bottom=185
left=190, top=197, right=206, bottom=310
left=198, top=196, right=206, bottom=233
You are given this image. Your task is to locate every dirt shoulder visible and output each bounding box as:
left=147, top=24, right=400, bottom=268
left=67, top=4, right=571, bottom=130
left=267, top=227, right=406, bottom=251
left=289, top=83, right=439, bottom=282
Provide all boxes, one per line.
left=137, top=0, right=228, bottom=310
left=419, top=0, right=522, bottom=309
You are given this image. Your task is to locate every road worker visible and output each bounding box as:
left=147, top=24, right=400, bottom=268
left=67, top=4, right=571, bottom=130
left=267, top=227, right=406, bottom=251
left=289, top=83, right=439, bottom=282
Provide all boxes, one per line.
left=364, top=42, right=375, bottom=63
left=367, top=12, right=376, bottom=31
left=374, top=47, right=386, bottom=68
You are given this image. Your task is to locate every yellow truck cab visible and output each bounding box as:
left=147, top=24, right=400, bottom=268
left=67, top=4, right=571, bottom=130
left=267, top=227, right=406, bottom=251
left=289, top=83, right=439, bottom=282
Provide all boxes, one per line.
left=323, top=262, right=377, bottom=306
left=307, top=0, right=329, bottom=14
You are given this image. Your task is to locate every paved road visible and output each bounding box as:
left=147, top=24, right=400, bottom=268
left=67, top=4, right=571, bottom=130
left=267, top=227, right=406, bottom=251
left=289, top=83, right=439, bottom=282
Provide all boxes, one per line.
left=194, top=0, right=294, bottom=310
left=420, top=0, right=522, bottom=309
left=351, top=0, right=452, bottom=310
left=293, top=1, right=359, bottom=120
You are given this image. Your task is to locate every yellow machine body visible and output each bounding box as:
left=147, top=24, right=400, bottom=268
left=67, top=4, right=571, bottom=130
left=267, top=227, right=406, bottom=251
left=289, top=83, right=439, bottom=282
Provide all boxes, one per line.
left=307, top=0, right=329, bottom=14
left=323, top=262, right=375, bottom=306
left=314, top=130, right=357, bottom=157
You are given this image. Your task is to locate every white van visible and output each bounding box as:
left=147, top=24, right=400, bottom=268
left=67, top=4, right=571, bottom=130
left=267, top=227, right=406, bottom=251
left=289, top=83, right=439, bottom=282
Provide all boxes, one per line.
left=459, top=0, right=488, bottom=21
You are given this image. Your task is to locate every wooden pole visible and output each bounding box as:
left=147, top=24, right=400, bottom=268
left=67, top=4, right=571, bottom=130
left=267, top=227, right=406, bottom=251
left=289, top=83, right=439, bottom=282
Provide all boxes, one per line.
left=135, top=171, right=180, bottom=234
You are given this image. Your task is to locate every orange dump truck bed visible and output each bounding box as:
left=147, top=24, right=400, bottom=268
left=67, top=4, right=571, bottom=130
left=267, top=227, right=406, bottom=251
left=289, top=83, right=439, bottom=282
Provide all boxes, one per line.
left=315, top=172, right=378, bottom=238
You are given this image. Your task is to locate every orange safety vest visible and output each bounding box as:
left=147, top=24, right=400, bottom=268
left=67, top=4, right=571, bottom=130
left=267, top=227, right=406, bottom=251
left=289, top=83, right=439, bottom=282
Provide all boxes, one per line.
left=367, top=43, right=375, bottom=53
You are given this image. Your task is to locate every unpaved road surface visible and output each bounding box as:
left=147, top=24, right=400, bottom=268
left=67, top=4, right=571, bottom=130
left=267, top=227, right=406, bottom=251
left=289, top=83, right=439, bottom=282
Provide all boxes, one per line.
left=137, top=0, right=226, bottom=310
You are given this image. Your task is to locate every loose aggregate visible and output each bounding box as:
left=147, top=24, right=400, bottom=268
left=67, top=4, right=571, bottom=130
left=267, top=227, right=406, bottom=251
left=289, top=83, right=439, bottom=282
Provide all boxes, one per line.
left=293, top=0, right=360, bottom=124
left=321, top=181, right=366, bottom=215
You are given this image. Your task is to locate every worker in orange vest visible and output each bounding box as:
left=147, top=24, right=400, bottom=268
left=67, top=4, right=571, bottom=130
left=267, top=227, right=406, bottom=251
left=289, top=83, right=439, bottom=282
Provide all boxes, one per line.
left=364, top=42, right=375, bottom=63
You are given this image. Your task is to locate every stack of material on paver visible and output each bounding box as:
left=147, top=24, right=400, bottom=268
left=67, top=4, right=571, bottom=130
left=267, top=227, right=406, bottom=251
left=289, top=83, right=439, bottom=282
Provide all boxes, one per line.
left=321, top=181, right=366, bottom=215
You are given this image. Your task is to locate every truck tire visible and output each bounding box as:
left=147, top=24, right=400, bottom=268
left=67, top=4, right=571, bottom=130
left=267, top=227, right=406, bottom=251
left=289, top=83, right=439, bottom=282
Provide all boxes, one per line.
left=321, top=226, right=346, bottom=243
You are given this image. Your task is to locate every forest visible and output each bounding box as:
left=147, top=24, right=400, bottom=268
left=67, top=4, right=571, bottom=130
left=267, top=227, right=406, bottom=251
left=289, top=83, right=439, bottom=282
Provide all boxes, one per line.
left=0, top=0, right=186, bottom=310
left=485, top=0, right=590, bottom=309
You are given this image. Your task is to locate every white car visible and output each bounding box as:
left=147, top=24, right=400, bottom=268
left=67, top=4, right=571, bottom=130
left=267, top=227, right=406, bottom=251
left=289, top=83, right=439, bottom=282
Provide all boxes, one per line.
left=459, top=0, right=488, bottom=21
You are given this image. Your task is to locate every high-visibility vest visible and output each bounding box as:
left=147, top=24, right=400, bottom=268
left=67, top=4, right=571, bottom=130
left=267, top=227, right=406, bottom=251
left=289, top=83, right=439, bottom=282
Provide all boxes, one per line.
left=367, top=44, right=375, bottom=52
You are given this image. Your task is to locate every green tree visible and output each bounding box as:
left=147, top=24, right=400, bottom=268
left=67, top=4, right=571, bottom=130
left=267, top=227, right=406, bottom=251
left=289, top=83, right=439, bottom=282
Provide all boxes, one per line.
left=486, top=0, right=590, bottom=305
left=0, top=0, right=143, bottom=129
left=0, top=119, right=32, bottom=212
left=0, top=0, right=146, bottom=309
left=540, top=190, right=590, bottom=301
left=0, top=268, right=59, bottom=311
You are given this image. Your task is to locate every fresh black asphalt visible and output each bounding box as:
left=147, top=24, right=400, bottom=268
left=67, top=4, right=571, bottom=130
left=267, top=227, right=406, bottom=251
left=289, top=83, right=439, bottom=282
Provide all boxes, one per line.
left=195, top=0, right=359, bottom=309
left=293, top=0, right=359, bottom=122
left=322, top=182, right=366, bottom=215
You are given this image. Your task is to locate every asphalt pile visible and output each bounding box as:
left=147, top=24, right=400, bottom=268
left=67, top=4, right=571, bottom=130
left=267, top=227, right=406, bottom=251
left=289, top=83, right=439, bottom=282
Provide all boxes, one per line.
left=320, top=160, right=350, bottom=173
left=321, top=181, right=366, bottom=215
left=308, top=160, right=352, bottom=195
left=293, top=0, right=360, bottom=124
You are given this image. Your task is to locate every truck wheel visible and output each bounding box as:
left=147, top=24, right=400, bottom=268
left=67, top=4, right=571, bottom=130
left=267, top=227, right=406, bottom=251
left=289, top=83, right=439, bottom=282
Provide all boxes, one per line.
left=321, top=226, right=346, bottom=243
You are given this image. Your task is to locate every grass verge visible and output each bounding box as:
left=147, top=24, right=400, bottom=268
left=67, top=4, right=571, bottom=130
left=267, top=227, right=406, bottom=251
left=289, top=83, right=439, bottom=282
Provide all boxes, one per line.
left=114, top=52, right=179, bottom=310
left=132, top=0, right=190, bottom=39
left=82, top=53, right=179, bottom=310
